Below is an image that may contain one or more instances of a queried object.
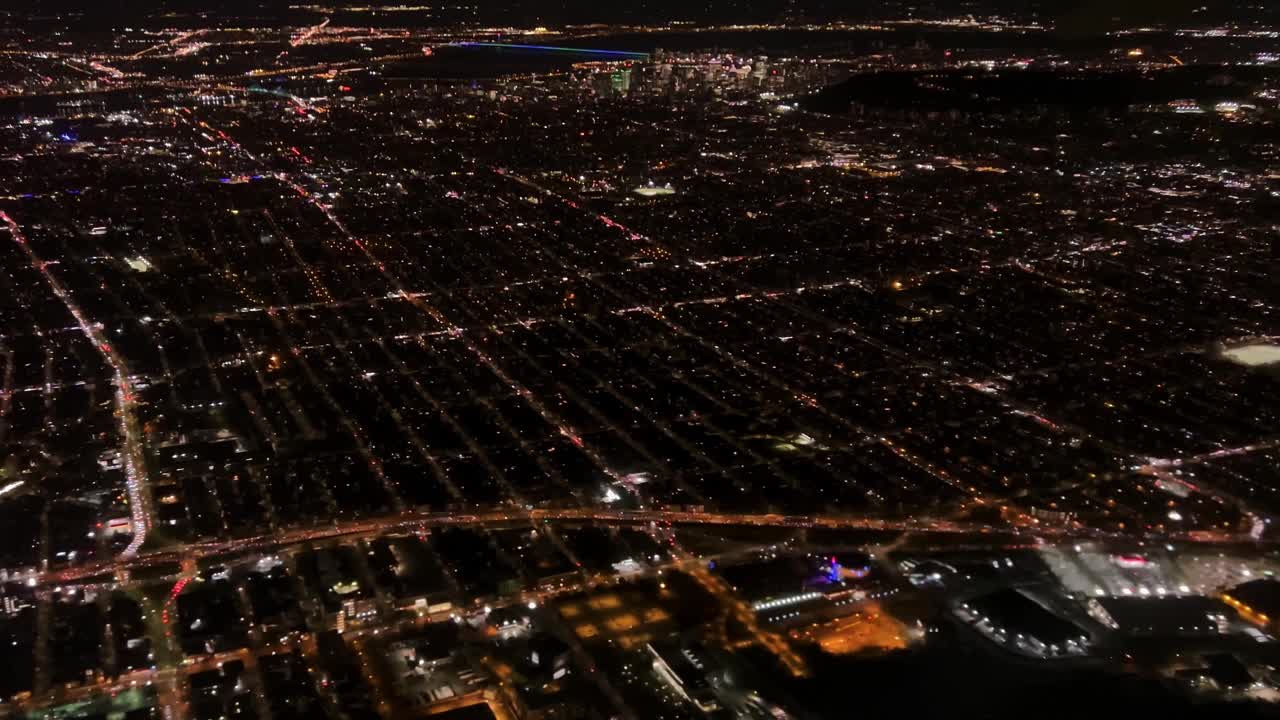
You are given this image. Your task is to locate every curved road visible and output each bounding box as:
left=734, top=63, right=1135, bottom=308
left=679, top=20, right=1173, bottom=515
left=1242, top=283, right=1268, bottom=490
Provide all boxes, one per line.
left=1, top=211, right=153, bottom=556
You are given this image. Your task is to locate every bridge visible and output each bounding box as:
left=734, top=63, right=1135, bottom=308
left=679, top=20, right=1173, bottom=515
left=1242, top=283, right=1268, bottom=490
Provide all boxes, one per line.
left=452, top=41, right=650, bottom=60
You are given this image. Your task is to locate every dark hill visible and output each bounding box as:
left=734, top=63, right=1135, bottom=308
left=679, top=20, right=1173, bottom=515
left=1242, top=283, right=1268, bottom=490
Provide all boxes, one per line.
left=803, top=66, right=1277, bottom=115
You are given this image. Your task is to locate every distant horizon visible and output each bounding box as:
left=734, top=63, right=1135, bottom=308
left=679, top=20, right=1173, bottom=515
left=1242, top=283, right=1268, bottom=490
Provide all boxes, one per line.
left=0, top=0, right=1253, bottom=31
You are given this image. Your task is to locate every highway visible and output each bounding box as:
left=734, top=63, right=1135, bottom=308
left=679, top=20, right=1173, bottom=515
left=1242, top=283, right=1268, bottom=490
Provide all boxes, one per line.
left=37, top=502, right=1252, bottom=589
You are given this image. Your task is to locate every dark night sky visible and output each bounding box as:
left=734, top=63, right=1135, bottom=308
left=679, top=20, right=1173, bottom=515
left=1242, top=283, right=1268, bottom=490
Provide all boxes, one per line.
left=0, top=0, right=1248, bottom=29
